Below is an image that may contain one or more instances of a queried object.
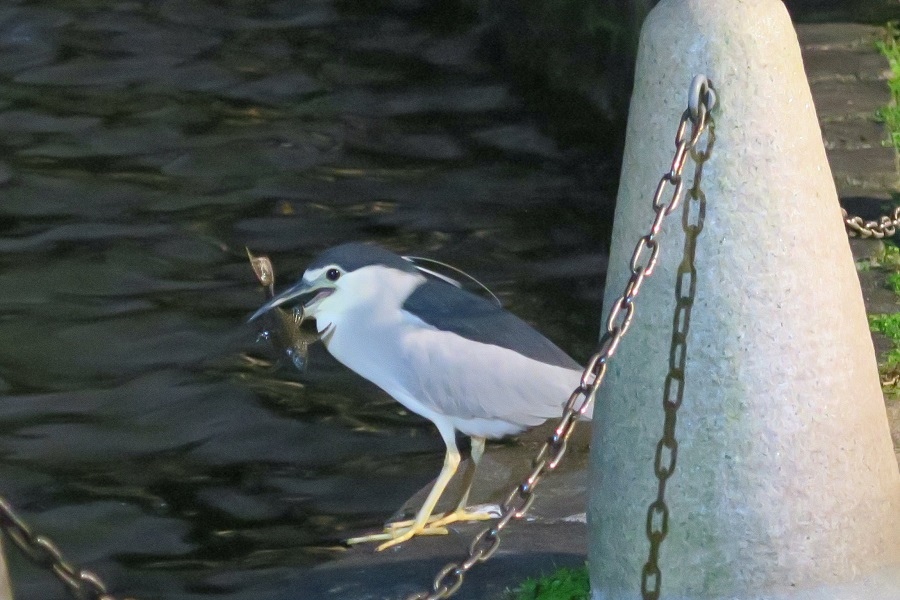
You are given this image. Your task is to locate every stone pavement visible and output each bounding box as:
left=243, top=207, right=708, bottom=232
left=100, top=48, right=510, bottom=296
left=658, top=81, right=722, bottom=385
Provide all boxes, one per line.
left=306, top=20, right=900, bottom=600
left=290, top=422, right=592, bottom=600
left=799, top=23, right=899, bottom=203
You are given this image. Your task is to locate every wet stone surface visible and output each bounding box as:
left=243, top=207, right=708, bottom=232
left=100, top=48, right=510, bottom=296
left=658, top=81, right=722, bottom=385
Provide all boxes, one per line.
left=0, top=2, right=611, bottom=600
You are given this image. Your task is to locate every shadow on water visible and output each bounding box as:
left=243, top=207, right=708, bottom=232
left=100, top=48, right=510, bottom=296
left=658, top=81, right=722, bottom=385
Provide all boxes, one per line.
left=0, top=1, right=614, bottom=598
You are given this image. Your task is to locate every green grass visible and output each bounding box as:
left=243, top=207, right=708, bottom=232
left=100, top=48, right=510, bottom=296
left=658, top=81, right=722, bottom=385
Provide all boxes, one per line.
left=511, top=566, right=590, bottom=600
left=869, top=312, right=900, bottom=342
left=887, top=270, right=900, bottom=294
left=876, top=21, right=900, bottom=151
left=869, top=313, right=900, bottom=366
left=865, top=238, right=900, bottom=392
left=880, top=238, right=900, bottom=265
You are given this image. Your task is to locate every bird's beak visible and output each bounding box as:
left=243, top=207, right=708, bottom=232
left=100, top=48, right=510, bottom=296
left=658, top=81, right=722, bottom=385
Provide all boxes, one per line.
left=248, top=279, right=335, bottom=322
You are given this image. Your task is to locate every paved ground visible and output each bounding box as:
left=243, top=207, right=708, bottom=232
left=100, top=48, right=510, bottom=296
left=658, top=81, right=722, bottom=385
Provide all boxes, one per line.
left=799, top=23, right=899, bottom=202
left=315, top=21, right=900, bottom=600
left=298, top=421, right=592, bottom=600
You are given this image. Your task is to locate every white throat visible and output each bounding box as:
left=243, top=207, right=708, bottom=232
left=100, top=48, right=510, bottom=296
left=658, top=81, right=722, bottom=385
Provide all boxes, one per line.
left=310, top=265, right=426, bottom=333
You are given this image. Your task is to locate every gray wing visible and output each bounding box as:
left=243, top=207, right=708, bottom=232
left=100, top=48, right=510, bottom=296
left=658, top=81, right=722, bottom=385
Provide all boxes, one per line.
left=401, top=279, right=580, bottom=370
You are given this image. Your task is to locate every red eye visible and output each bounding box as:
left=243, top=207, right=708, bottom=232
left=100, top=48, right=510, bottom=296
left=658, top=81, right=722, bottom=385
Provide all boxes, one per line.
left=326, top=268, right=341, bottom=281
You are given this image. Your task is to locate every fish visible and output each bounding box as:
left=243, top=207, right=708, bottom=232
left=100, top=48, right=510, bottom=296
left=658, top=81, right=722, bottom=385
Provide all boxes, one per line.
left=247, top=248, right=321, bottom=372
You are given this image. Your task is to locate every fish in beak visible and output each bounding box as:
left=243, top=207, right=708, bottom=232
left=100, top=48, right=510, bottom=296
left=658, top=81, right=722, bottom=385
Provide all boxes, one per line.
left=248, top=279, right=335, bottom=322
left=246, top=251, right=336, bottom=372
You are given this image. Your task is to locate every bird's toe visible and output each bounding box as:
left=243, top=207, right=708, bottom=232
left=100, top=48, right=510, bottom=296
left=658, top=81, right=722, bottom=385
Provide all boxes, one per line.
left=426, top=505, right=499, bottom=529
left=374, top=524, right=449, bottom=551
left=345, top=522, right=451, bottom=550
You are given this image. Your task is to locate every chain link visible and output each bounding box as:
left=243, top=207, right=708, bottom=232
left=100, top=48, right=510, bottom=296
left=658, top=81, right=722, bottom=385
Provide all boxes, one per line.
left=405, top=75, right=717, bottom=600
left=842, top=206, right=900, bottom=238
left=5, top=65, right=890, bottom=600
left=0, top=77, right=720, bottom=600
left=0, top=497, right=134, bottom=600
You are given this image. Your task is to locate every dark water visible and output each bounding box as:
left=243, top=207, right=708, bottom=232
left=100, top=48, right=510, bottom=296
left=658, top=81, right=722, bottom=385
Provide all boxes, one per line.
left=0, top=2, right=612, bottom=598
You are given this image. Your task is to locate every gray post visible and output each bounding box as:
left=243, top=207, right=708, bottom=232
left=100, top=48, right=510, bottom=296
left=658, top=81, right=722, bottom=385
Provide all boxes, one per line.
left=588, top=1, right=900, bottom=599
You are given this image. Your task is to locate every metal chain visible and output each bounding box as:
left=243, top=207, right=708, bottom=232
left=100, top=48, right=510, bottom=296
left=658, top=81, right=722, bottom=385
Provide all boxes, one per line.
left=640, top=115, right=713, bottom=600
left=0, top=77, right=719, bottom=600
left=0, top=496, right=133, bottom=600
left=0, top=69, right=885, bottom=600
left=843, top=206, right=900, bottom=238
left=404, top=75, right=717, bottom=600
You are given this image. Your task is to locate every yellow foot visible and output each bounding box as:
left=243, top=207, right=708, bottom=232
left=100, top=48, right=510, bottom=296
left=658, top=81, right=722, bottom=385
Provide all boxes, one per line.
left=386, top=504, right=500, bottom=530
left=345, top=523, right=450, bottom=550
left=426, top=507, right=497, bottom=529
left=384, top=512, right=448, bottom=530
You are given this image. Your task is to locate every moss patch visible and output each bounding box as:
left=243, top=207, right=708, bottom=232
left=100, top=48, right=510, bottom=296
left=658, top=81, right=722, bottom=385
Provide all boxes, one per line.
left=510, top=566, right=590, bottom=600
left=875, top=21, right=900, bottom=151
left=886, top=270, right=900, bottom=294
left=863, top=238, right=900, bottom=394
left=869, top=313, right=900, bottom=361
left=868, top=241, right=900, bottom=394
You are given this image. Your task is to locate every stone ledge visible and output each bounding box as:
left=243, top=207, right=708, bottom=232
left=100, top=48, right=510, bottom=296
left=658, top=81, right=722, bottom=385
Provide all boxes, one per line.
left=803, top=49, right=893, bottom=83
left=821, top=119, right=891, bottom=150
left=796, top=23, right=887, bottom=51
left=809, top=78, right=893, bottom=118
left=799, top=23, right=900, bottom=203
left=830, top=147, right=900, bottom=190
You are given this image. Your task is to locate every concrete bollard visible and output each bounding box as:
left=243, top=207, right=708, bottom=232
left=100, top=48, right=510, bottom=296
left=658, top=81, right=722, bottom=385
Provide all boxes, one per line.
left=588, top=1, right=900, bottom=599
left=0, top=538, right=12, bottom=600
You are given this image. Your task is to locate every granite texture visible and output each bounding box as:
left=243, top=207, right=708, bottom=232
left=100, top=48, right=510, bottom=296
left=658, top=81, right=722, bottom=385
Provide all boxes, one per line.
left=590, top=1, right=900, bottom=598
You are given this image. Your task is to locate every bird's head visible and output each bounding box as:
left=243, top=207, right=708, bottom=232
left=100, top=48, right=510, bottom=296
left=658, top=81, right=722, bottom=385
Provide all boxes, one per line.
left=248, top=243, right=425, bottom=332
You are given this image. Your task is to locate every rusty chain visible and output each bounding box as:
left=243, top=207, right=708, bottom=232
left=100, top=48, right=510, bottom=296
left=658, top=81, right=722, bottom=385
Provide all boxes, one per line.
left=0, top=60, right=890, bottom=600
left=0, top=496, right=133, bottom=600
left=404, top=75, right=717, bottom=600
left=843, top=206, right=900, bottom=239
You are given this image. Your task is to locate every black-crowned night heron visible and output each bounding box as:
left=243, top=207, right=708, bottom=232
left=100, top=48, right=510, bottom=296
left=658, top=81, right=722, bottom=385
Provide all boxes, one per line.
left=250, top=242, right=585, bottom=550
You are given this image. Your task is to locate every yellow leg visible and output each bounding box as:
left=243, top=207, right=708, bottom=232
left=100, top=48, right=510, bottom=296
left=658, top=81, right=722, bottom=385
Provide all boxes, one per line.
left=346, top=425, right=461, bottom=550
left=453, top=436, right=484, bottom=511
left=383, top=436, right=497, bottom=532
left=425, top=436, right=496, bottom=528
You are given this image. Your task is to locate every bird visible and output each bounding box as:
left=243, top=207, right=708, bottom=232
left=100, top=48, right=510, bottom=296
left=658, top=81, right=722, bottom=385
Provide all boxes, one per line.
left=249, top=242, right=585, bottom=550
